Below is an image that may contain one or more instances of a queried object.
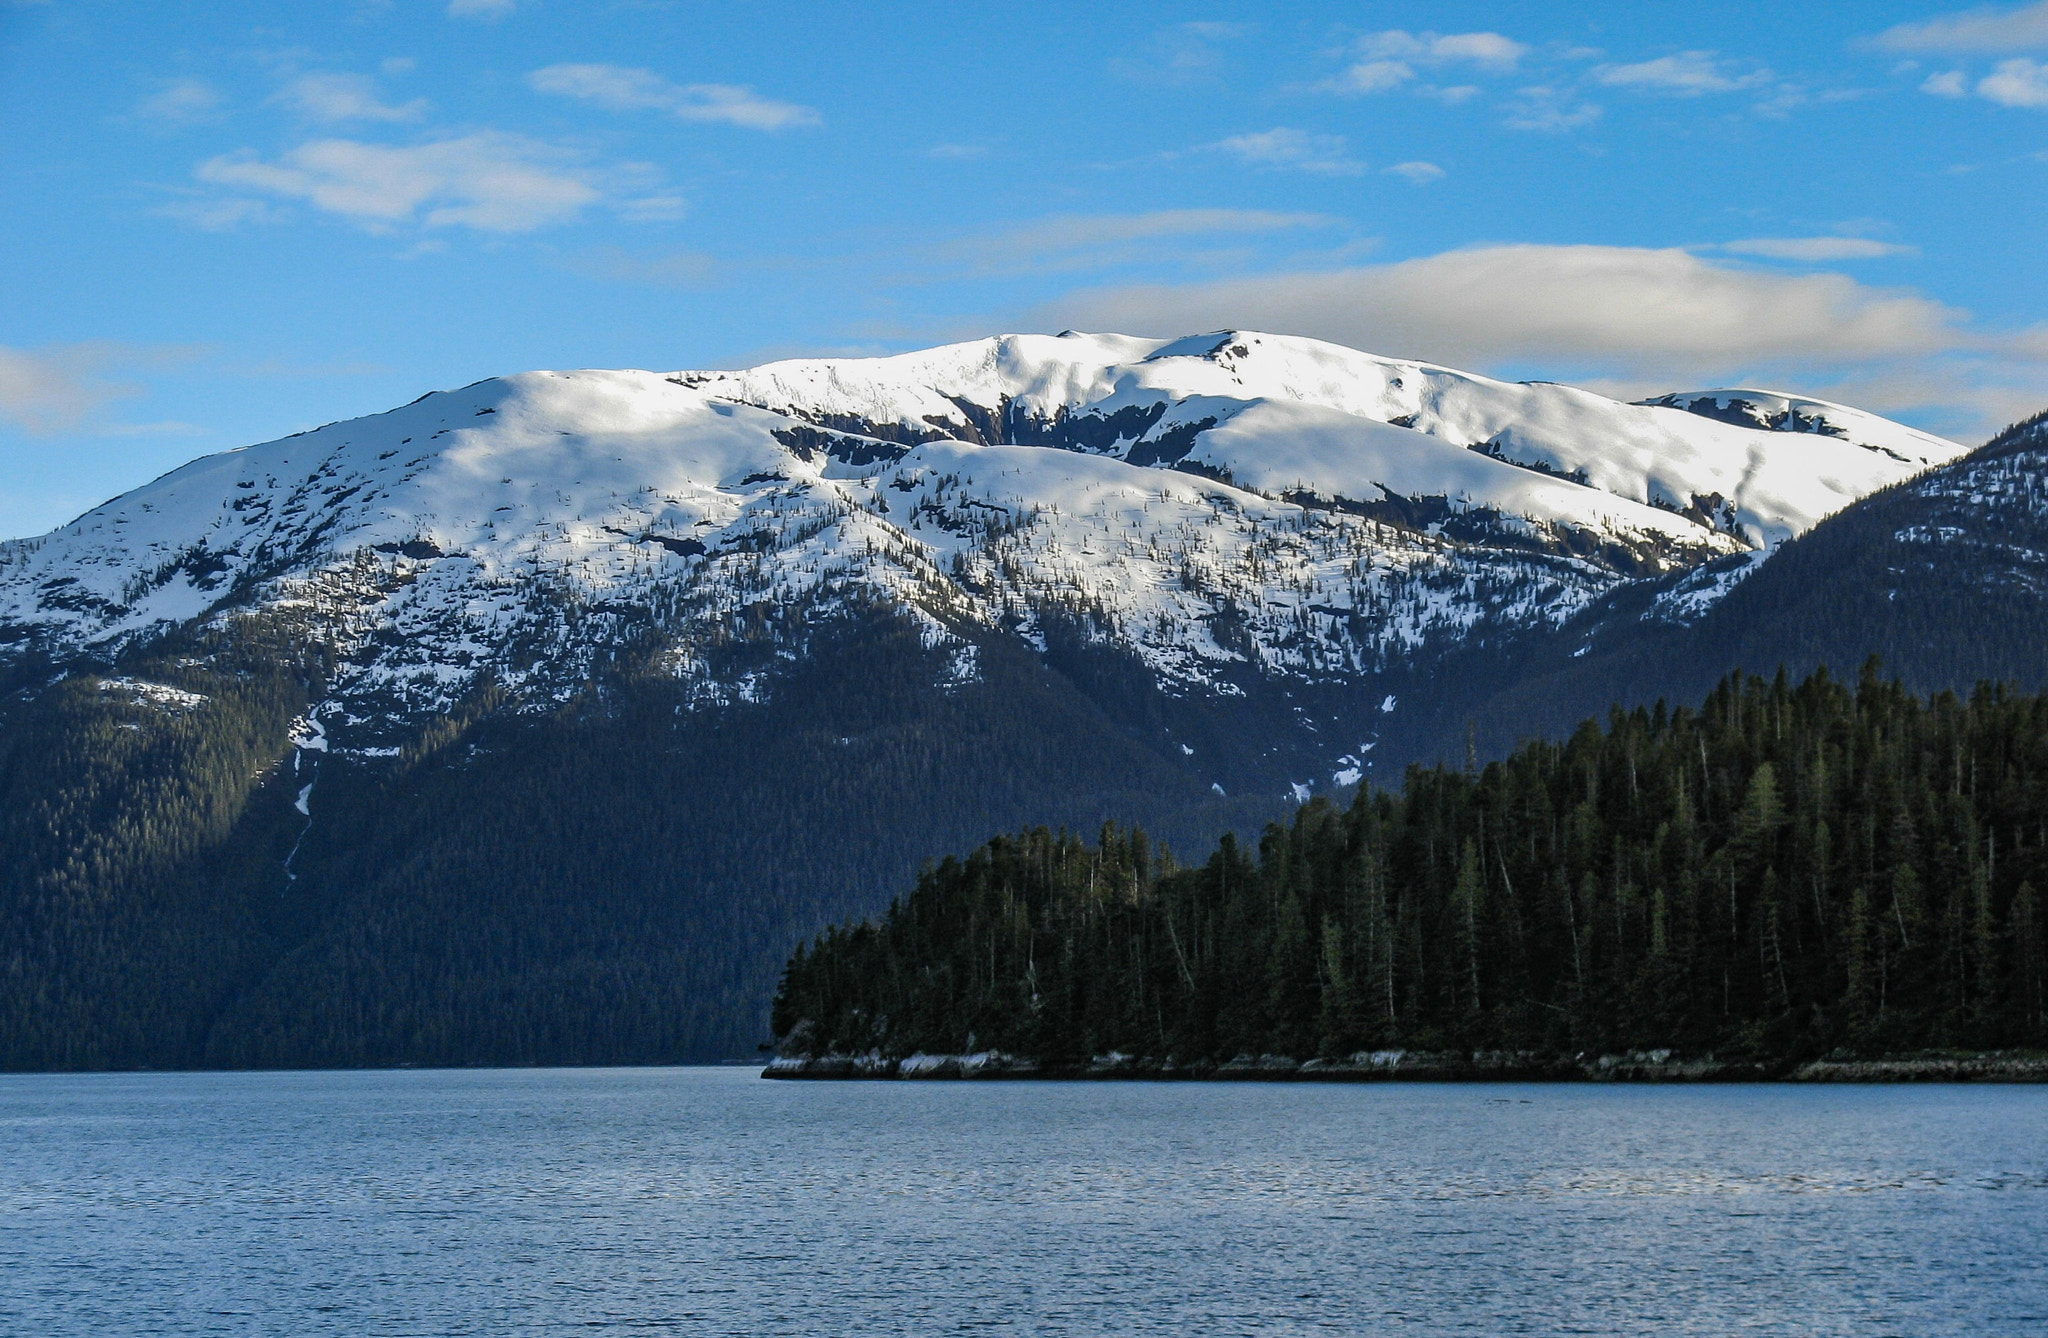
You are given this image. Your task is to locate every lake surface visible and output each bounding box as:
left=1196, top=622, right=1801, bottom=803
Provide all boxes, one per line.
left=2, top=1069, right=2043, bottom=1336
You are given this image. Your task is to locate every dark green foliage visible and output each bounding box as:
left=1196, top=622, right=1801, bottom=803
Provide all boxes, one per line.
left=775, top=665, right=2048, bottom=1063
left=0, top=609, right=1274, bottom=1070
left=0, top=616, right=320, bottom=1069
left=14, top=410, right=2048, bottom=1072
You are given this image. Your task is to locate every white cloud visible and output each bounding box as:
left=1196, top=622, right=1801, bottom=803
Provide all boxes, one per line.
left=528, top=64, right=819, bottom=130
left=929, top=142, right=990, bottom=160
left=276, top=72, right=426, bottom=124
left=1718, top=237, right=1917, bottom=261
left=195, top=134, right=602, bottom=232
left=0, top=347, right=122, bottom=433
left=1875, top=2, right=2048, bottom=53
left=1325, top=29, right=1524, bottom=97
left=1385, top=160, right=1445, bottom=184
left=1357, top=30, right=1527, bottom=66
left=1979, top=56, right=2048, bottom=104
left=0, top=344, right=165, bottom=433
left=152, top=195, right=281, bottom=231
left=1504, top=86, right=1603, bottom=131
left=1326, top=60, right=1414, bottom=94
left=448, top=0, right=515, bottom=18
left=136, top=78, right=222, bottom=125
left=1595, top=51, right=1765, bottom=95
left=617, top=194, right=687, bottom=222
left=950, top=209, right=1337, bottom=277
left=1923, top=69, right=1972, bottom=95
left=1033, top=244, right=1971, bottom=380
left=1212, top=128, right=1364, bottom=175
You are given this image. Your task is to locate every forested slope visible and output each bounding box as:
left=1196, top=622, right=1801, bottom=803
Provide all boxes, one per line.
left=0, top=617, right=319, bottom=1068
left=774, top=666, right=2048, bottom=1066
left=0, top=381, right=2032, bottom=1073
left=0, top=611, right=1275, bottom=1069
left=1425, top=411, right=2048, bottom=768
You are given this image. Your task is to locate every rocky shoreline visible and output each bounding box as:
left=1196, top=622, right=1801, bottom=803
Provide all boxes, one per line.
left=763, top=1048, right=2048, bottom=1083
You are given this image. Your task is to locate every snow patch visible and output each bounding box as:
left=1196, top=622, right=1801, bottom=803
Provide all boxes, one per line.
left=0, top=331, right=1958, bottom=739
left=1649, top=547, right=1772, bottom=625
left=98, top=677, right=209, bottom=712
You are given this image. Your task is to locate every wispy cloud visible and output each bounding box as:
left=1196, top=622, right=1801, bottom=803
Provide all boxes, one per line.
left=1385, top=161, right=1445, bottom=184
left=448, top=0, right=516, bottom=19
left=1325, top=60, right=1417, bottom=94
left=0, top=345, right=132, bottom=433
left=1503, top=85, right=1603, bottom=131
left=1032, top=242, right=1993, bottom=388
left=528, top=64, right=819, bottom=131
left=1356, top=30, right=1528, bottom=66
left=0, top=343, right=200, bottom=434
left=275, top=72, right=426, bottom=124
left=152, top=194, right=282, bottom=231
left=948, top=209, right=1337, bottom=277
left=1109, top=21, right=1247, bottom=86
left=1595, top=51, right=1769, bottom=95
left=135, top=78, right=223, bottom=126
left=1314, top=34, right=1810, bottom=127
left=1322, top=28, right=1527, bottom=97
left=1210, top=128, right=1364, bottom=175
left=1028, top=241, right=2048, bottom=436
left=1718, top=237, right=1917, bottom=261
left=1874, top=2, right=2048, bottom=53
left=193, top=134, right=605, bottom=233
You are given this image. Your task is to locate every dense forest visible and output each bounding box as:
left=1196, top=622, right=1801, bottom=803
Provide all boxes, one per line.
left=774, top=664, right=2048, bottom=1066
left=1424, top=409, right=2048, bottom=769
left=0, top=609, right=1272, bottom=1070
left=6, top=410, right=2047, bottom=1072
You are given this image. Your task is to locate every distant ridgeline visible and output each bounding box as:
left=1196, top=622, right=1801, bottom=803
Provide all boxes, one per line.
left=771, top=665, right=2048, bottom=1076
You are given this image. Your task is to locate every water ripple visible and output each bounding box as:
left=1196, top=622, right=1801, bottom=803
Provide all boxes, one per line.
left=0, top=1070, right=2043, bottom=1336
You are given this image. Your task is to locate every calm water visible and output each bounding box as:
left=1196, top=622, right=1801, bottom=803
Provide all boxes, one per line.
left=1, top=1068, right=2043, bottom=1336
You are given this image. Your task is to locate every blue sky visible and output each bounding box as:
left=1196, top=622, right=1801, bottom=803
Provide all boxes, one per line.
left=3, top=0, right=2047, bottom=539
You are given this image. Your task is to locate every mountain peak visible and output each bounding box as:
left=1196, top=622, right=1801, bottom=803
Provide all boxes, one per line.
left=0, top=331, right=1963, bottom=765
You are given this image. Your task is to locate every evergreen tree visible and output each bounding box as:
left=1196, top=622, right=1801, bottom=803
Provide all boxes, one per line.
left=777, top=667, right=2048, bottom=1064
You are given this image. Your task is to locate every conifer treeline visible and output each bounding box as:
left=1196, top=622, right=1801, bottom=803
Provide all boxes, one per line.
left=0, top=616, right=320, bottom=1069
left=0, top=613, right=1262, bottom=1069
left=773, top=664, right=2048, bottom=1063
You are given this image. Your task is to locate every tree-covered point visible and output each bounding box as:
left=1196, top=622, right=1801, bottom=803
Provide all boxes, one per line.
left=772, top=664, right=2048, bottom=1064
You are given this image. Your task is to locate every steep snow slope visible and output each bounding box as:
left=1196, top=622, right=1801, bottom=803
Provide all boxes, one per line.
left=703, top=332, right=1961, bottom=544
left=1436, top=408, right=2048, bottom=767
left=1638, top=388, right=1955, bottom=463
left=0, top=331, right=1961, bottom=762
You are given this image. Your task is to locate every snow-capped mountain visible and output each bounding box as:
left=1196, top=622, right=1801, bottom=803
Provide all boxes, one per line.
left=1420, top=405, right=2048, bottom=772
left=0, top=331, right=1962, bottom=769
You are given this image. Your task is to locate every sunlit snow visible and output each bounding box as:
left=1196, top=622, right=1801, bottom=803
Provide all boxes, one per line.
left=0, top=330, right=1963, bottom=749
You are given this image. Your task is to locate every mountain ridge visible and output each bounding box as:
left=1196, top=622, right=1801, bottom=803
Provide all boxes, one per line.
left=0, top=329, right=2017, bottom=1070
left=0, top=329, right=1962, bottom=794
